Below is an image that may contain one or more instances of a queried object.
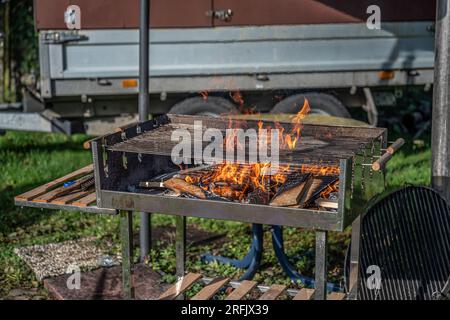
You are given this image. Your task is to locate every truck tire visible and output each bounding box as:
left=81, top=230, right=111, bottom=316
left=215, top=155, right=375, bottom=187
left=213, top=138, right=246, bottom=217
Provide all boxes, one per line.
left=168, top=96, right=239, bottom=117
left=270, top=93, right=351, bottom=118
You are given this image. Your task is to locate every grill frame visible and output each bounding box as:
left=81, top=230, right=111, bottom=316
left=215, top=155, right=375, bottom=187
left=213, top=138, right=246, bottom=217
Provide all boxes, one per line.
left=91, top=114, right=387, bottom=232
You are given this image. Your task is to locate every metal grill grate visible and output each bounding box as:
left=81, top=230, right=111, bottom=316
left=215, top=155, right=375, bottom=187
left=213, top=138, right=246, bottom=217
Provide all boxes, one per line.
left=346, top=186, right=450, bottom=300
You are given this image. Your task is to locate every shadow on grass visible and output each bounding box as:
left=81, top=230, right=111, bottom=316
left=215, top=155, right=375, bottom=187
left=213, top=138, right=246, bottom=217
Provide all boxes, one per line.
left=0, top=181, right=62, bottom=235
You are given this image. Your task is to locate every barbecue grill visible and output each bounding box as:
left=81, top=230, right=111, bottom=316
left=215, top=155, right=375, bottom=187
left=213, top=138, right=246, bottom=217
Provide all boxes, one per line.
left=14, top=113, right=402, bottom=299
left=91, top=114, right=391, bottom=232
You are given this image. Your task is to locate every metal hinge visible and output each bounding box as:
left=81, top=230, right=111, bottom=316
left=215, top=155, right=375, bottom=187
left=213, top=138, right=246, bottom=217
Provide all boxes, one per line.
left=206, top=9, right=233, bottom=22
left=43, top=31, right=88, bottom=44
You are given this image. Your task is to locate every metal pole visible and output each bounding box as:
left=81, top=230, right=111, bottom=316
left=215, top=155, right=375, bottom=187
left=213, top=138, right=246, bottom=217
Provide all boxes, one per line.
left=120, top=210, right=134, bottom=299
left=348, top=215, right=361, bottom=300
left=138, top=0, right=151, bottom=261
left=175, top=216, right=186, bottom=300
left=314, top=230, right=328, bottom=300
left=432, top=0, right=450, bottom=202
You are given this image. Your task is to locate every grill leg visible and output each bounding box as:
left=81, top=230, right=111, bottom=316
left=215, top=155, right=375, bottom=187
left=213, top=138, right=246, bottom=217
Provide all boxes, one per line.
left=120, top=210, right=134, bottom=299
left=271, top=226, right=339, bottom=291
left=175, top=216, right=187, bottom=300
left=348, top=215, right=362, bottom=300
left=139, top=212, right=151, bottom=262
left=314, top=230, right=328, bottom=300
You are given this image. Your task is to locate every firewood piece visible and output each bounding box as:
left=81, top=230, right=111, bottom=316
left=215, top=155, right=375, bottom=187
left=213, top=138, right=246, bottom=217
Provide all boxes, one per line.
left=316, top=198, right=339, bottom=209
left=270, top=174, right=312, bottom=207
left=210, top=186, right=241, bottom=200
left=163, top=178, right=206, bottom=199
left=248, top=188, right=270, bottom=205
left=210, top=181, right=245, bottom=191
left=298, top=176, right=338, bottom=207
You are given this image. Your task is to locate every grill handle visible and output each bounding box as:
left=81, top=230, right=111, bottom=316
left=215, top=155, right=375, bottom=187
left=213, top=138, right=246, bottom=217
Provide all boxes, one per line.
left=372, top=138, right=405, bottom=171
left=386, top=138, right=405, bottom=155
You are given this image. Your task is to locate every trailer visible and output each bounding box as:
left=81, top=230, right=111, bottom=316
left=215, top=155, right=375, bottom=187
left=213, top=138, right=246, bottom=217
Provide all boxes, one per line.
left=0, top=0, right=437, bottom=135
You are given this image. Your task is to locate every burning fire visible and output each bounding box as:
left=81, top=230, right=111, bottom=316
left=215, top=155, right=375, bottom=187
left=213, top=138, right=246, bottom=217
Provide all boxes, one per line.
left=283, top=98, right=310, bottom=150
left=258, top=98, right=310, bottom=151
left=230, top=91, right=258, bottom=114
left=320, top=181, right=339, bottom=199
left=183, top=162, right=339, bottom=202
left=185, top=162, right=275, bottom=200
left=183, top=95, right=338, bottom=203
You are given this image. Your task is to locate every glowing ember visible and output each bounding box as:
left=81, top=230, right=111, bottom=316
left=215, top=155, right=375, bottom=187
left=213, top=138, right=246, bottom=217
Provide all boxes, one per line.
left=182, top=162, right=339, bottom=203
left=320, top=181, right=339, bottom=199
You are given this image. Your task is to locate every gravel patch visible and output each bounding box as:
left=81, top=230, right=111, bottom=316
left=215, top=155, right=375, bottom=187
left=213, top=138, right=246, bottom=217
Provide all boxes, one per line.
left=14, top=237, right=119, bottom=281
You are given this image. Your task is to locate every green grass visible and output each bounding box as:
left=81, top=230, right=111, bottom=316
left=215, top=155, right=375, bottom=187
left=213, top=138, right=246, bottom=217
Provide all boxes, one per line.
left=0, top=130, right=431, bottom=297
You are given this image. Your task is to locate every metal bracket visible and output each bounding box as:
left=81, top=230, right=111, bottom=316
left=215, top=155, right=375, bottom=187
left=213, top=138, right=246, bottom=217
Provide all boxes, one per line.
left=43, top=31, right=88, bottom=44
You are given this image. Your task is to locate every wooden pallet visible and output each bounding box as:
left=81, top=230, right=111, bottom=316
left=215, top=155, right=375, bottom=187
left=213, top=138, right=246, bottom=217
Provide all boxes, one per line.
left=158, top=273, right=346, bottom=300
left=14, top=165, right=115, bottom=214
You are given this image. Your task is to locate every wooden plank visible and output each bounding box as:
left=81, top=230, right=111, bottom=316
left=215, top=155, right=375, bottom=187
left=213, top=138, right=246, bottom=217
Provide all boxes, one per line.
left=316, top=199, right=339, bottom=209
left=72, top=192, right=97, bottom=207
left=33, top=174, right=93, bottom=204
left=225, top=280, right=257, bottom=300
left=15, top=165, right=93, bottom=201
left=292, top=288, right=315, bottom=300
left=158, top=273, right=202, bottom=300
left=327, top=292, right=346, bottom=300
left=191, top=278, right=230, bottom=300
left=33, top=185, right=70, bottom=203
left=51, top=190, right=93, bottom=205
left=258, top=284, right=286, bottom=300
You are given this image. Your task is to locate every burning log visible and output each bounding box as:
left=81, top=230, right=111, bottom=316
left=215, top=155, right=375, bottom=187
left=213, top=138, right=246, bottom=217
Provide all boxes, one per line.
left=163, top=178, right=206, bottom=199
left=270, top=173, right=312, bottom=207
left=298, top=176, right=338, bottom=208
left=248, top=188, right=271, bottom=205
left=210, top=186, right=242, bottom=200
left=209, top=181, right=246, bottom=191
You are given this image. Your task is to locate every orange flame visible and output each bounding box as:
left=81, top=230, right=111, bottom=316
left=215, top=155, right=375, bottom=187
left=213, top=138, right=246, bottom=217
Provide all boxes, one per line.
left=230, top=91, right=257, bottom=114
left=181, top=96, right=337, bottom=203
left=200, top=91, right=209, bottom=101
left=182, top=162, right=339, bottom=202
left=281, top=98, right=310, bottom=150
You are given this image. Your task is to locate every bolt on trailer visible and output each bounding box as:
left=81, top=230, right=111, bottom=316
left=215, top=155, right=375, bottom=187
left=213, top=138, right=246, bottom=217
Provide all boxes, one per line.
left=0, top=0, right=436, bottom=135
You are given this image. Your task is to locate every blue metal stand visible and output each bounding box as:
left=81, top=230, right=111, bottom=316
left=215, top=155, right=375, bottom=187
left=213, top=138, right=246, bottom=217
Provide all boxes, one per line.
left=201, top=224, right=263, bottom=280
left=202, top=224, right=340, bottom=291
left=271, top=226, right=340, bottom=292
